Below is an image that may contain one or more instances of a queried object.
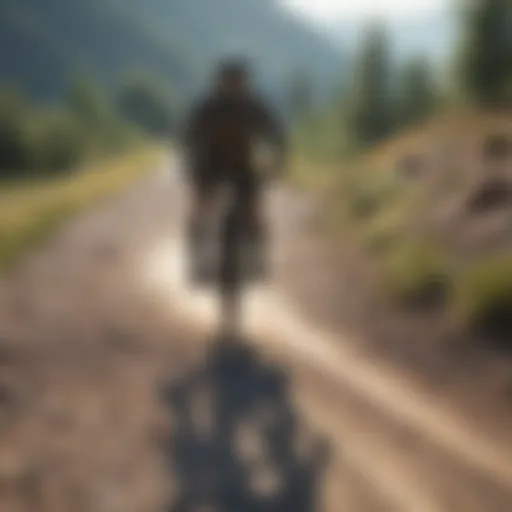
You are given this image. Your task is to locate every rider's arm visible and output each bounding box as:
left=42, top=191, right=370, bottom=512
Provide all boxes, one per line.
left=181, top=99, right=209, bottom=182
left=182, top=101, right=204, bottom=154
left=254, top=99, right=288, bottom=172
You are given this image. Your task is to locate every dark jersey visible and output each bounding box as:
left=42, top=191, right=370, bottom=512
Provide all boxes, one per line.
left=183, top=93, right=286, bottom=175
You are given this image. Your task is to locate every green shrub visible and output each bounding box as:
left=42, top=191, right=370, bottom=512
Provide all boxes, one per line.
left=453, top=255, right=512, bottom=335
left=384, top=241, right=450, bottom=305
left=26, top=110, right=86, bottom=173
left=0, top=89, right=31, bottom=174
left=0, top=82, right=140, bottom=180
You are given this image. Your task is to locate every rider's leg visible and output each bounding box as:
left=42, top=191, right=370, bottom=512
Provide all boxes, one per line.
left=188, top=173, right=216, bottom=282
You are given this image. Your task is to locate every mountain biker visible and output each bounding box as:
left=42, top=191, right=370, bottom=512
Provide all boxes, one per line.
left=182, top=57, right=288, bottom=282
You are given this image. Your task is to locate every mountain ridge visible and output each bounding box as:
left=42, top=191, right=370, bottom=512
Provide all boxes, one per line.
left=0, top=0, right=343, bottom=103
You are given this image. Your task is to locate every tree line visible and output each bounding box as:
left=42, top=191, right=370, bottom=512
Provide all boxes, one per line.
left=0, top=73, right=178, bottom=179
left=290, top=0, right=511, bottom=155
left=1, top=0, right=509, bottom=178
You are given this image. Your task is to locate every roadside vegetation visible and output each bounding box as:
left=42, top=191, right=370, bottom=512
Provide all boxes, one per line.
left=0, top=72, right=174, bottom=271
left=454, top=256, right=512, bottom=336
left=293, top=0, right=512, bottom=342
left=0, top=149, right=161, bottom=270
left=0, top=73, right=175, bottom=180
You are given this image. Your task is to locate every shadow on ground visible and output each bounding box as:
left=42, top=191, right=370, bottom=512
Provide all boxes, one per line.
left=159, top=335, right=330, bottom=512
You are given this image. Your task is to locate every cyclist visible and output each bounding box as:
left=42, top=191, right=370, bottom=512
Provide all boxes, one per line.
left=182, top=57, right=287, bottom=282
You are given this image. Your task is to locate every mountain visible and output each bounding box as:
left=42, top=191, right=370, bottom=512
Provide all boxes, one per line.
left=0, top=0, right=342, bottom=103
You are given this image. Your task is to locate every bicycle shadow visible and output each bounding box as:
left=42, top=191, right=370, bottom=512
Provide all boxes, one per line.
left=159, top=334, right=330, bottom=512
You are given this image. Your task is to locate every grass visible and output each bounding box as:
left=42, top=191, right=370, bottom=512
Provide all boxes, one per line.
left=292, top=144, right=450, bottom=300
left=362, top=216, right=401, bottom=255
left=345, top=170, right=403, bottom=220
left=383, top=241, right=450, bottom=306
left=453, top=255, right=512, bottom=336
left=289, top=153, right=338, bottom=191
left=0, top=148, right=161, bottom=270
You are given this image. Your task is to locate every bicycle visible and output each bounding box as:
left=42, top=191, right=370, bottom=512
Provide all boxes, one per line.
left=187, top=143, right=281, bottom=335
left=214, top=180, right=265, bottom=336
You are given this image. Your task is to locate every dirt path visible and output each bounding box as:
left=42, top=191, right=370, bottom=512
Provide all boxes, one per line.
left=0, top=155, right=511, bottom=511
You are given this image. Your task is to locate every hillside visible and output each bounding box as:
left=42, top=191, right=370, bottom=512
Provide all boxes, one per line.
left=323, top=111, right=512, bottom=336
left=0, top=0, right=342, bottom=102
left=287, top=112, right=512, bottom=429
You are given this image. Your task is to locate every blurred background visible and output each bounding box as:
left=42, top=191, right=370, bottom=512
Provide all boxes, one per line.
left=0, top=0, right=512, bottom=511
left=0, top=0, right=509, bottom=172
left=2, top=0, right=510, bottom=337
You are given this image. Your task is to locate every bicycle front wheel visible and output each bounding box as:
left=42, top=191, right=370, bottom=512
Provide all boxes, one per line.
left=219, top=205, right=244, bottom=335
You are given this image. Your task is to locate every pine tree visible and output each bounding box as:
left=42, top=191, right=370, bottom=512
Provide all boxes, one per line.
left=348, top=23, right=393, bottom=148
left=459, top=0, right=512, bottom=107
left=395, top=57, right=437, bottom=129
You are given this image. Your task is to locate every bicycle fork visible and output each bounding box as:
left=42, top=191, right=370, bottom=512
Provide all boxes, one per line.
left=219, top=207, right=243, bottom=337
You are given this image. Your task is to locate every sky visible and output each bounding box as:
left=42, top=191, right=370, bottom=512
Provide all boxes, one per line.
left=282, top=0, right=446, bottom=23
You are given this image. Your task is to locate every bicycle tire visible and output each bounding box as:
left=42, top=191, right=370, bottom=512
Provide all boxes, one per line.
left=219, top=200, right=244, bottom=334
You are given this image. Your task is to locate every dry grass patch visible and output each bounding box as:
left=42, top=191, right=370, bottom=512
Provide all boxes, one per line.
left=0, top=148, right=161, bottom=269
